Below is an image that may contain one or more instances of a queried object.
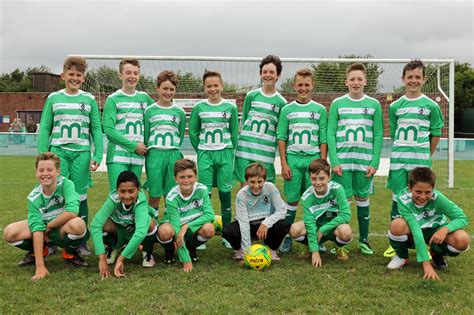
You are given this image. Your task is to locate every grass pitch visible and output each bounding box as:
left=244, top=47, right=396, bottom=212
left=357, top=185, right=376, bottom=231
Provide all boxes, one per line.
left=0, top=157, right=473, bottom=314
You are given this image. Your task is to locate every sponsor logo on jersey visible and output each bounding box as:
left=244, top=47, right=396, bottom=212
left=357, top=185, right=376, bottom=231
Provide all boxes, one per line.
left=79, top=102, right=86, bottom=112
left=418, top=108, right=424, bottom=115
left=222, top=112, right=228, bottom=119
left=271, top=104, right=276, bottom=112
left=310, top=112, right=317, bottom=120
left=172, top=115, right=177, bottom=122
left=262, top=195, right=269, bottom=205
left=329, top=199, right=337, bottom=207
left=363, top=107, right=369, bottom=115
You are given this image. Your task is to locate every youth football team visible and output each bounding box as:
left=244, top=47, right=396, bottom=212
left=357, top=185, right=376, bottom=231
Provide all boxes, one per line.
left=3, top=55, right=470, bottom=281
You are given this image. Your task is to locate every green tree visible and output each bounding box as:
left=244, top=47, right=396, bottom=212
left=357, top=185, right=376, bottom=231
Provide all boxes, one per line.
left=0, top=66, right=52, bottom=92
left=454, top=62, right=474, bottom=110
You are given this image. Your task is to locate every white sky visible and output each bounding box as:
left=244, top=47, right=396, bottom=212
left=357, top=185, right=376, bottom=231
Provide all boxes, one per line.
left=0, top=0, right=472, bottom=74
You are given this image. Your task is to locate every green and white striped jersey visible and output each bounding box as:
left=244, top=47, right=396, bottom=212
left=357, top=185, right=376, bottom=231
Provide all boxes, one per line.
left=189, top=99, right=238, bottom=151
left=277, top=100, right=327, bottom=156
left=38, top=89, right=103, bottom=163
left=103, top=89, right=155, bottom=166
left=236, top=88, right=287, bottom=164
left=397, top=187, right=468, bottom=262
left=301, top=182, right=351, bottom=252
left=389, top=94, right=444, bottom=171
left=27, top=176, right=80, bottom=233
left=327, top=94, right=383, bottom=171
left=144, top=103, right=186, bottom=150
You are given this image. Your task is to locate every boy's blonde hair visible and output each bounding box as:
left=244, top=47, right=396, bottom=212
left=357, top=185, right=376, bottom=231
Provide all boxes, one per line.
left=35, top=152, right=60, bottom=169
left=63, top=56, right=87, bottom=73
left=202, top=70, right=222, bottom=83
left=174, top=159, right=197, bottom=176
left=294, top=68, right=314, bottom=82
left=119, top=58, right=140, bottom=73
left=245, top=163, right=267, bottom=181
left=346, top=63, right=366, bottom=76
left=157, top=70, right=179, bottom=87
left=308, top=158, right=331, bottom=176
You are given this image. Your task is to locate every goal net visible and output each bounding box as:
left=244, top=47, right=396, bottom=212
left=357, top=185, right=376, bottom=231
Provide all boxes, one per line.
left=78, top=55, right=454, bottom=188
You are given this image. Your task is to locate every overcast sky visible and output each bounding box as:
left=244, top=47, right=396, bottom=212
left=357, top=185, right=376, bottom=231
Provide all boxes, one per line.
left=0, top=0, right=472, bottom=74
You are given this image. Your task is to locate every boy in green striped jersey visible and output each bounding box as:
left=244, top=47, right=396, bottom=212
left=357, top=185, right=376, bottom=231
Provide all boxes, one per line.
left=157, top=159, right=215, bottom=272
left=327, top=63, right=383, bottom=255
left=144, top=71, right=186, bottom=210
left=38, top=56, right=102, bottom=255
left=103, top=58, right=155, bottom=191
left=384, top=60, right=444, bottom=258
left=386, top=167, right=469, bottom=280
left=234, top=55, right=287, bottom=185
left=91, top=171, right=158, bottom=278
left=4, top=153, right=89, bottom=280
left=277, top=69, right=328, bottom=253
left=189, top=71, right=238, bottom=238
left=289, top=159, right=353, bottom=266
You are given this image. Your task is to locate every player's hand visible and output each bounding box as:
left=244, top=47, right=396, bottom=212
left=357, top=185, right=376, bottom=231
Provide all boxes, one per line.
left=422, top=261, right=440, bottom=281
left=256, top=224, right=268, bottom=240
left=90, top=161, right=100, bottom=171
left=333, top=166, right=343, bottom=176
left=98, top=255, right=110, bottom=279
left=429, top=226, right=450, bottom=245
left=183, top=261, right=193, bottom=272
left=281, top=163, right=292, bottom=180
left=114, top=256, right=125, bottom=278
left=311, top=251, right=322, bottom=268
left=32, top=265, right=49, bottom=281
left=365, top=166, right=377, bottom=177
left=135, top=143, right=148, bottom=155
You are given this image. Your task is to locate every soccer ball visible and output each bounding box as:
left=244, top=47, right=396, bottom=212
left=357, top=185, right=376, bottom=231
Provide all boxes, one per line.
left=213, top=215, right=222, bottom=234
left=244, top=244, right=272, bottom=271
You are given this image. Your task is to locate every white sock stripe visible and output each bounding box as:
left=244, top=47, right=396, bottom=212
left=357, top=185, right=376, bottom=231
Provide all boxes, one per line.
left=387, top=230, right=408, bottom=242
left=197, top=235, right=210, bottom=242
left=102, top=232, right=108, bottom=236
left=8, top=240, right=24, bottom=246
left=286, top=204, right=298, bottom=211
left=392, top=195, right=398, bottom=202
left=157, top=236, right=173, bottom=244
left=147, top=225, right=158, bottom=236
left=356, top=200, right=370, bottom=207
left=336, top=236, right=352, bottom=244
left=447, top=244, right=470, bottom=253
left=68, top=229, right=87, bottom=240
left=293, top=236, right=305, bottom=242
left=79, top=195, right=87, bottom=201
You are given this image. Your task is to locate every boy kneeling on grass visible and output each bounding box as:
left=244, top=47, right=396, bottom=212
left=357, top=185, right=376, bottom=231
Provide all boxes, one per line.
left=156, top=159, right=215, bottom=272
left=3, top=153, right=89, bottom=280
left=387, top=167, right=470, bottom=280
left=90, top=171, right=158, bottom=279
left=289, top=158, right=353, bottom=267
left=222, top=162, right=289, bottom=262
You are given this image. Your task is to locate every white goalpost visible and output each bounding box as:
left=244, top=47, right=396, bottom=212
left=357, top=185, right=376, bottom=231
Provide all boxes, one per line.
left=75, top=55, right=455, bottom=188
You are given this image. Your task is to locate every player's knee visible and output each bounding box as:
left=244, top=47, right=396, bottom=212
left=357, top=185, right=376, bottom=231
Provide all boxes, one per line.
left=148, top=197, right=160, bottom=208
left=390, top=218, right=408, bottom=236
left=157, top=224, right=174, bottom=241
left=3, top=224, right=15, bottom=242
left=354, top=196, right=368, bottom=202
left=69, top=217, right=87, bottom=234
left=337, top=224, right=352, bottom=241
left=200, top=223, right=215, bottom=239
left=289, top=223, right=301, bottom=238
left=450, top=230, right=470, bottom=251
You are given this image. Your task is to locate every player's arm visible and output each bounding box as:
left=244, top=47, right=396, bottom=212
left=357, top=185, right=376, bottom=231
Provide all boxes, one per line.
left=27, top=201, right=48, bottom=280
left=303, top=203, right=320, bottom=253
left=276, top=109, right=291, bottom=180
left=178, top=108, right=187, bottom=146
left=326, top=102, right=340, bottom=167
left=102, top=98, right=139, bottom=152
left=143, top=108, right=150, bottom=147
left=187, top=192, right=214, bottom=233
left=319, top=107, right=328, bottom=160
left=370, top=102, right=384, bottom=170
left=45, top=180, right=80, bottom=231
left=389, top=103, right=397, bottom=140
left=230, top=105, right=239, bottom=149
left=235, top=191, right=252, bottom=251
left=188, top=105, right=201, bottom=152
left=430, top=191, right=469, bottom=244
left=90, top=196, right=116, bottom=256
left=38, top=97, right=53, bottom=153
left=319, top=187, right=351, bottom=235
left=429, top=104, right=444, bottom=156
left=89, top=98, right=104, bottom=165
left=241, top=93, right=252, bottom=124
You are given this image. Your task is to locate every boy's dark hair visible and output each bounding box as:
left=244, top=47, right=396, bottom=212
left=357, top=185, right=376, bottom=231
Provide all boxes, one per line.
left=346, top=63, right=367, bottom=76
left=119, top=58, right=140, bottom=73
left=402, top=59, right=425, bottom=77
left=294, top=68, right=314, bottom=82
left=174, top=158, right=197, bottom=176
left=202, top=70, right=222, bottom=84
left=245, top=162, right=267, bottom=181
left=116, top=171, right=140, bottom=189
left=36, top=152, right=60, bottom=169
left=308, top=158, right=331, bottom=176
left=63, top=56, right=87, bottom=73
left=259, top=55, right=282, bottom=76
left=157, top=70, right=179, bottom=87
left=409, top=167, right=436, bottom=188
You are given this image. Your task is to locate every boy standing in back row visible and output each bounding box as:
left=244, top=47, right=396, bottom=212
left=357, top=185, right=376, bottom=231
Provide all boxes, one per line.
left=384, top=59, right=444, bottom=257
left=234, top=55, right=287, bottom=185
left=327, top=63, right=383, bottom=255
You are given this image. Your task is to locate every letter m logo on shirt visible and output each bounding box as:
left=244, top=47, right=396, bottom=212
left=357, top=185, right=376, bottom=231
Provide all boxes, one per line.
left=154, top=132, right=174, bottom=146
left=345, top=127, right=366, bottom=142
left=249, top=120, right=269, bottom=134
left=397, top=126, right=418, bottom=142
left=205, top=129, right=223, bottom=144
left=61, top=123, right=81, bottom=139
left=292, top=130, right=311, bottom=145
left=126, top=121, right=143, bottom=136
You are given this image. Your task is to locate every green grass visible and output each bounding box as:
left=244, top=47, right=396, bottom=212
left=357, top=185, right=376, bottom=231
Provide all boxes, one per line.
left=1, top=157, right=473, bottom=313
